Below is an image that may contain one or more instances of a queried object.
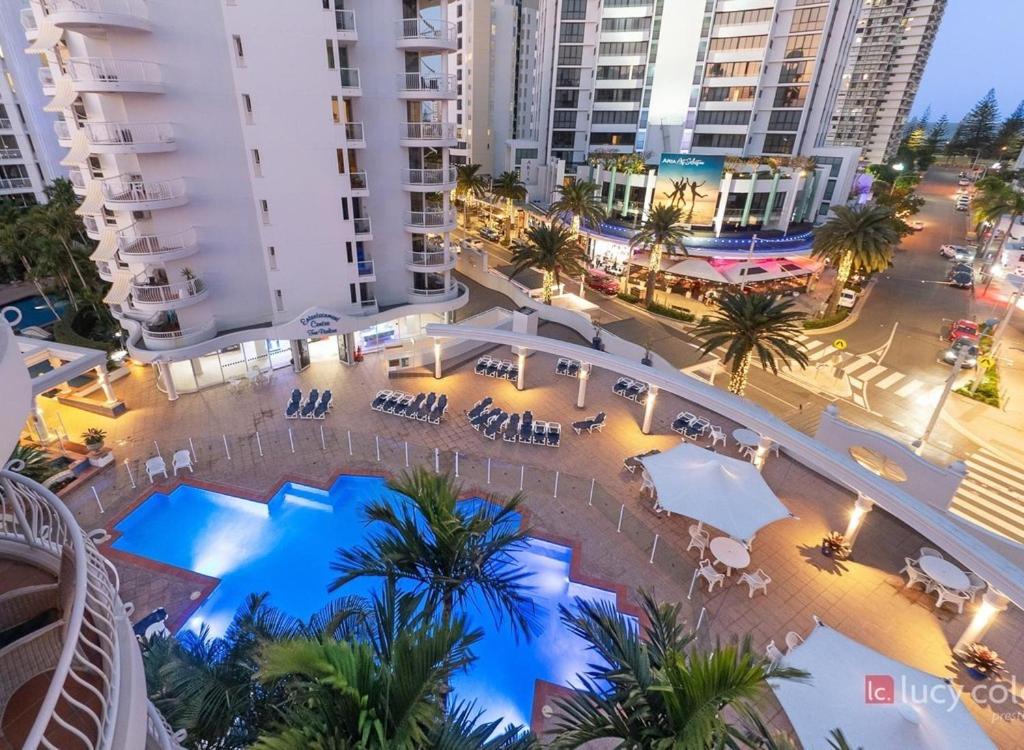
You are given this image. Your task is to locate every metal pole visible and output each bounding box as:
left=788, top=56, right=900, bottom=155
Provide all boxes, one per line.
left=687, top=567, right=700, bottom=600
left=347, top=429, right=353, bottom=456
left=553, top=470, right=559, bottom=498
left=434, top=447, right=440, bottom=473
left=916, top=346, right=970, bottom=451
left=288, top=428, right=295, bottom=454
left=454, top=450, right=460, bottom=477
left=375, top=435, right=380, bottom=462
left=649, top=533, right=659, bottom=563
left=617, top=504, right=624, bottom=532
left=91, top=486, right=104, bottom=514
left=153, top=440, right=162, bottom=459
left=255, top=432, right=263, bottom=457
left=188, top=437, right=196, bottom=464
left=519, top=465, right=524, bottom=490
left=223, top=434, right=231, bottom=460
left=487, top=457, right=492, bottom=484
left=695, top=606, right=707, bottom=631
left=405, top=441, right=409, bottom=468
left=738, top=234, right=757, bottom=291
left=123, top=460, right=136, bottom=489
left=320, top=424, right=326, bottom=450
left=588, top=477, right=595, bottom=506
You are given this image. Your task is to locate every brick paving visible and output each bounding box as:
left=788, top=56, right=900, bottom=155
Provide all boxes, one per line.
left=47, top=336, right=1024, bottom=748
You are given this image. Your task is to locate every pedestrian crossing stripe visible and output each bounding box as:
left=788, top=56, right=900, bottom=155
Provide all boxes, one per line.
left=842, top=356, right=876, bottom=376
left=950, top=448, right=1024, bottom=545
left=808, top=346, right=837, bottom=362
left=857, top=365, right=889, bottom=382
left=895, top=380, right=924, bottom=398
left=874, top=372, right=904, bottom=390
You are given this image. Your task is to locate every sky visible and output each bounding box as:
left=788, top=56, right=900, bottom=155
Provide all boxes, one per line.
left=912, top=1, right=1024, bottom=123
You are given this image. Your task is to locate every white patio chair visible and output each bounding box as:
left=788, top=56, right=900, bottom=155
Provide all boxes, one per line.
left=640, top=469, right=655, bottom=497
left=145, top=456, right=167, bottom=484
left=171, top=450, right=193, bottom=476
left=739, top=568, right=771, bottom=598
left=900, top=557, right=932, bottom=591
left=687, top=524, right=709, bottom=554
left=708, top=425, right=727, bottom=448
left=933, top=585, right=969, bottom=615
left=784, top=631, right=803, bottom=653
left=965, top=572, right=987, bottom=602
left=766, top=640, right=784, bottom=664
left=698, top=559, right=724, bottom=593
left=919, top=546, right=944, bottom=560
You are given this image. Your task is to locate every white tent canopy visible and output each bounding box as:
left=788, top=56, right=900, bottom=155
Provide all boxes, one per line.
left=663, top=258, right=729, bottom=283
left=639, top=442, right=791, bottom=541
left=773, top=623, right=995, bottom=750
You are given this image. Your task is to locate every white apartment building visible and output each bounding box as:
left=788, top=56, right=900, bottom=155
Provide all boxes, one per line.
left=0, top=0, right=63, bottom=205
left=24, top=0, right=468, bottom=399
left=827, top=0, right=946, bottom=164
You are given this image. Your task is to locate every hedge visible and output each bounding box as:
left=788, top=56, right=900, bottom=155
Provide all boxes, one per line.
left=646, top=302, right=696, bottom=322
left=616, top=292, right=641, bottom=304
left=955, top=365, right=1001, bottom=408
left=803, top=310, right=849, bottom=330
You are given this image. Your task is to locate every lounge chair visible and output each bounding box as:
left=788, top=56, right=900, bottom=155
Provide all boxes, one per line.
left=504, top=413, right=520, bottom=442
left=572, top=418, right=593, bottom=435
left=313, top=391, right=333, bottom=419
left=486, top=360, right=500, bottom=377
left=485, top=412, right=508, bottom=439
left=300, top=389, right=320, bottom=418
left=471, top=408, right=495, bottom=430
left=382, top=392, right=402, bottom=413
left=567, top=361, right=580, bottom=377
left=520, top=411, right=534, bottom=442
left=495, top=361, right=510, bottom=378
left=467, top=396, right=492, bottom=420
left=475, top=357, right=490, bottom=374
left=418, top=392, right=437, bottom=420
left=556, top=358, right=569, bottom=375
left=394, top=394, right=415, bottom=417
left=320, top=389, right=333, bottom=411
left=428, top=394, right=447, bottom=424
left=547, top=423, right=561, bottom=447
left=613, top=377, right=630, bottom=395
left=285, top=397, right=302, bottom=419
left=371, top=390, right=391, bottom=410
left=407, top=392, right=425, bottom=415
left=532, top=421, right=547, bottom=445
left=589, top=412, right=606, bottom=433
left=171, top=449, right=193, bottom=476
left=623, top=448, right=660, bottom=474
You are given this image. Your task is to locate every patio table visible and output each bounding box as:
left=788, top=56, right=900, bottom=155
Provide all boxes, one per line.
left=709, top=536, right=750, bottom=576
left=919, top=556, right=970, bottom=591
left=732, top=428, right=761, bottom=448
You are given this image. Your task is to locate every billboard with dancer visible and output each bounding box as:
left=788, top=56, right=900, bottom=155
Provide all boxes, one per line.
left=653, top=153, right=726, bottom=227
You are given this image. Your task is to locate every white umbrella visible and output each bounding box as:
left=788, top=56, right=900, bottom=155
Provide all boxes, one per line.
left=662, top=258, right=729, bottom=283
left=773, top=622, right=995, bottom=749
left=639, top=443, right=791, bottom=541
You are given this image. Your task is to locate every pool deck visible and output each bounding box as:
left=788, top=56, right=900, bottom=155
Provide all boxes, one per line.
left=51, top=337, right=1024, bottom=748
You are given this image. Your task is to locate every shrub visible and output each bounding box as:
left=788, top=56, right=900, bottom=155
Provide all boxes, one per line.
left=803, top=310, right=849, bottom=330
left=54, top=311, right=118, bottom=353
left=646, top=301, right=696, bottom=322
left=616, top=291, right=641, bottom=304
left=955, top=365, right=1001, bottom=407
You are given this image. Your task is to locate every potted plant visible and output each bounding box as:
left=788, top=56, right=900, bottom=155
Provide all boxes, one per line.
left=960, top=643, right=1005, bottom=681
left=81, top=428, right=107, bottom=454
left=820, top=531, right=850, bottom=560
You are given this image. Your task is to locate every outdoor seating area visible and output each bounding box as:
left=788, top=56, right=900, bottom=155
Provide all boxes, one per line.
left=612, top=376, right=648, bottom=404
left=144, top=448, right=194, bottom=483
left=286, top=388, right=333, bottom=420
left=902, top=548, right=985, bottom=614
left=370, top=389, right=448, bottom=424
left=571, top=411, right=606, bottom=435
left=474, top=355, right=519, bottom=382
left=623, top=448, right=660, bottom=473
left=467, top=397, right=561, bottom=446
left=555, top=357, right=582, bottom=378
left=671, top=411, right=713, bottom=440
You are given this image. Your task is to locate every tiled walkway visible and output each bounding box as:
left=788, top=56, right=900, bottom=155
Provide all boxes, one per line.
left=55, top=339, right=1024, bottom=748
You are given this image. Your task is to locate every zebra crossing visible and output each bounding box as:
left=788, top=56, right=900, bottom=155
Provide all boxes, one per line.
left=951, top=448, right=1024, bottom=545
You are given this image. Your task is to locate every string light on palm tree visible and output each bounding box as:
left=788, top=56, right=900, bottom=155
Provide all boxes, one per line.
left=547, top=179, right=605, bottom=245
left=509, top=224, right=587, bottom=304
left=454, top=163, right=489, bottom=229
left=490, top=171, right=527, bottom=245
left=629, top=204, right=690, bottom=306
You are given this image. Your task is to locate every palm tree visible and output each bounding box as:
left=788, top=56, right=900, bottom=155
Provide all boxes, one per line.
left=509, top=224, right=587, bottom=303
left=692, top=291, right=809, bottom=396
left=629, top=204, right=690, bottom=306
left=490, top=170, right=527, bottom=244
left=329, top=468, right=537, bottom=639
left=811, top=204, right=900, bottom=318
left=547, top=180, right=605, bottom=241
left=550, top=590, right=808, bottom=748
left=455, top=163, right=489, bottom=229
left=972, top=178, right=1024, bottom=266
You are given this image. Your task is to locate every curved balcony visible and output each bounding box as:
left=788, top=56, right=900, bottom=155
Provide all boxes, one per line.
left=21, top=7, right=38, bottom=40
left=38, top=66, right=55, bottom=95
left=53, top=119, right=73, bottom=146
left=396, top=72, right=457, bottom=99
left=399, top=121, right=457, bottom=146
left=401, top=166, right=457, bottom=191
left=44, top=0, right=151, bottom=33
left=407, top=249, right=456, bottom=272
left=67, top=57, right=163, bottom=94
left=117, top=226, right=197, bottom=262
left=353, top=217, right=372, bottom=240
left=404, top=208, right=456, bottom=233
left=130, top=277, right=207, bottom=310
left=344, top=121, right=366, bottom=148
left=101, top=176, right=187, bottom=211
left=395, top=18, right=457, bottom=51
left=83, top=121, right=175, bottom=154
left=407, top=281, right=464, bottom=304
left=140, top=319, right=217, bottom=351
left=0, top=177, right=33, bottom=192
left=338, top=67, right=362, bottom=96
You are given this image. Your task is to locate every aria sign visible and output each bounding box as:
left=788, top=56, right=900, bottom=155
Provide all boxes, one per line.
left=299, top=311, right=342, bottom=337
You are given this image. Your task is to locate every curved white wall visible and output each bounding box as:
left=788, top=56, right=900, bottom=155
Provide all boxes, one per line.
left=0, top=322, right=31, bottom=459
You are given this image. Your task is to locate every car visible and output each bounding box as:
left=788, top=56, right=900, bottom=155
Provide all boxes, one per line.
left=958, top=177, right=971, bottom=187
left=955, top=202, right=969, bottom=212
left=585, top=269, right=620, bottom=295
left=837, top=288, right=858, bottom=309
left=909, top=220, right=925, bottom=231
left=947, top=263, right=974, bottom=289
left=948, top=319, right=980, bottom=343
left=942, top=337, right=979, bottom=368
left=459, top=238, right=482, bottom=252
left=939, top=244, right=977, bottom=263
left=479, top=227, right=501, bottom=242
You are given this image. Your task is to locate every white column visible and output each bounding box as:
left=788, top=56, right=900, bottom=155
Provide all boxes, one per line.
left=777, top=172, right=803, bottom=234
left=157, top=361, right=178, bottom=401
left=576, top=364, right=590, bottom=408
left=714, top=172, right=733, bottom=237
left=433, top=338, right=442, bottom=379
left=31, top=396, right=51, bottom=442
left=516, top=350, right=527, bottom=390
left=641, top=384, right=658, bottom=434
left=94, top=365, right=116, bottom=403
left=954, top=589, right=1010, bottom=654
left=843, top=494, right=875, bottom=550
left=752, top=436, right=773, bottom=471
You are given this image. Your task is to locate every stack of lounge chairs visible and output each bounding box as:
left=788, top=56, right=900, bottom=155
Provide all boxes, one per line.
left=371, top=389, right=448, bottom=424
left=671, top=411, right=709, bottom=439
left=623, top=448, right=661, bottom=474
left=555, top=357, right=582, bottom=378
left=475, top=355, right=519, bottom=382
left=286, top=389, right=333, bottom=420
left=612, top=376, right=648, bottom=404
left=467, top=401, right=561, bottom=446
left=572, top=411, right=606, bottom=435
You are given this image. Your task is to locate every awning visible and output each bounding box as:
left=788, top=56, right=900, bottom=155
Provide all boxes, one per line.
left=75, top=181, right=104, bottom=216
left=663, top=258, right=729, bottom=283
left=103, top=270, right=133, bottom=305
left=25, top=21, right=62, bottom=54
left=60, top=129, right=89, bottom=167
left=718, top=258, right=819, bottom=285
left=90, top=229, right=119, bottom=262
left=44, top=79, right=76, bottom=112
left=773, top=623, right=995, bottom=749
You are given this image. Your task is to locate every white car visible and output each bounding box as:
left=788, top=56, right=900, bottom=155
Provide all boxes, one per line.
left=837, top=289, right=858, bottom=309
left=459, top=238, right=482, bottom=252
left=939, top=244, right=974, bottom=259
left=909, top=220, right=925, bottom=231
left=957, top=177, right=971, bottom=187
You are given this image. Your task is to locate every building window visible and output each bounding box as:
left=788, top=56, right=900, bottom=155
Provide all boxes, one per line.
left=767, top=110, right=802, bottom=131
left=590, top=132, right=636, bottom=146
left=251, top=148, right=262, bottom=176
left=762, top=134, right=796, bottom=154
left=557, top=45, right=583, bottom=65
left=791, top=6, right=826, bottom=33
left=552, top=111, right=576, bottom=128
left=594, top=88, right=643, bottom=103
left=600, top=17, right=650, bottom=33
left=695, top=109, right=751, bottom=126
left=331, top=96, right=341, bottom=124
left=700, top=86, right=757, bottom=102
left=336, top=148, right=346, bottom=174
left=274, top=289, right=284, bottom=312
left=260, top=199, right=270, bottom=224
left=232, top=35, right=245, bottom=66
left=267, top=246, right=277, bottom=270
left=779, top=61, right=814, bottom=84
left=556, top=67, right=581, bottom=86
left=773, top=86, right=807, bottom=108
left=598, top=41, right=648, bottom=56
left=708, top=35, right=766, bottom=52
left=560, top=0, right=586, bottom=20
left=693, top=133, right=745, bottom=148
left=713, top=8, right=773, bottom=27
left=241, top=93, right=253, bottom=124
left=325, top=39, right=335, bottom=69
left=785, top=34, right=820, bottom=59
left=559, top=22, right=585, bottom=43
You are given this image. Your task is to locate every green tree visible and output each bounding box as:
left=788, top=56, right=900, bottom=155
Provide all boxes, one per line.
left=550, top=591, right=808, bottom=748
left=692, top=291, right=809, bottom=396
left=972, top=178, right=1024, bottom=264
left=490, top=171, right=527, bottom=244
left=547, top=180, right=605, bottom=241
left=812, top=205, right=900, bottom=318
left=454, top=163, right=489, bottom=229
left=927, top=115, right=949, bottom=152
left=509, top=224, right=587, bottom=303
left=993, top=100, right=1024, bottom=159
left=628, top=203, right=690, bottom=306
left=949, top=89, right=1000, bottom=156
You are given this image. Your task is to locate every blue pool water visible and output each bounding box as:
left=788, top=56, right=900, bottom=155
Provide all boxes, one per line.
left=1, top=295, right=67, bottom=330
left=113, top=475, right=624, bottom=728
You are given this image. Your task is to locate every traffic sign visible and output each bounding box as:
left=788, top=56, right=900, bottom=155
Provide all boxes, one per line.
left=832, top=338, right=847, bottom=351
left=979, top=355, right=995, bottom=370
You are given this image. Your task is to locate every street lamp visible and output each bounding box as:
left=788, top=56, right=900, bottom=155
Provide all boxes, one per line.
left=889, top=163, right=905, bottom=197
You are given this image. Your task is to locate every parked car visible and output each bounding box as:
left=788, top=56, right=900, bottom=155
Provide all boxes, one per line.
left=942, top=337, right=979, bottom=368
left=585, top=269, right=620, bottom=295
left=947, top=263, right=974, bottom=289
left=948, top=319, right=980, bottom=343
left=909, top=220, right=925, bottom=231
left=958, top=177, right=971, bottom=187
left=479, top=226, right=501, bottom=242
left=459, top=237, right=482, bottom=253
left=837, top=288, right=858, bottom=309
left=939, top=244, right=976, bottom=262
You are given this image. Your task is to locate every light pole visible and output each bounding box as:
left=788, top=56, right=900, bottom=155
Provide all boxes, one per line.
left=889, top=163, right=905, bottom=197
left=738, top=233, right=758, bottom=291
left=914, top=344, right=973, bottom=453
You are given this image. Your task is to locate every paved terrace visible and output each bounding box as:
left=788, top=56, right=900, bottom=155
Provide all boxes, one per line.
left=52, top=327, right=1024, bottom=748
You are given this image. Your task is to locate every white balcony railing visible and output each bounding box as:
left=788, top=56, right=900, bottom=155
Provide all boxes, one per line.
left=67, top=57, right=162, bottom=88
left=0, top=148, right=23, bottom=160
left=20, top=7, right=38, bottom=32
left=349, top=171, right=368, bottom=191
left=45, top=0, right=150, bottom=21
left=131, top=277, right=205, bottom=305
left=409, top=250, right=451, bottom=267
left=396, top=72, right=456, bottom=96
left=338, top=67, right=360, bottom=90
left=335, top=9, right=356, bottom=33
left=395, top=17, right=457, bottom=46
left=117, top=226, right=196, bottom=259
left=38, top=67, right=55, bottom=88
left=53, top=120, right=72, bottom=141
left=140, top=319, right=216, bottom=349
left=84, top=121, right=174, bottom=148
left=0, top=177, right=32, bottom=190
left=353, top=217, right=372, bottom=235
left=408, top=283, right=460, bottom=298
left=405, top=208, right=456, bottom=228
left=401, top=121, right=456, bottom=140
left=402, top=167, right=456, bottom=186
left=101, top=176, right=185, bottom=205
left=68, top=166, right=87, bottom=189
left=344, top=122, right=365, bottom=144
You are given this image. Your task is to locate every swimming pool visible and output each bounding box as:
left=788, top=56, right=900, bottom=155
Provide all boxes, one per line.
left=112, top=475, right=626, bottom=729
left=1, top=295, right=67, bottom=331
